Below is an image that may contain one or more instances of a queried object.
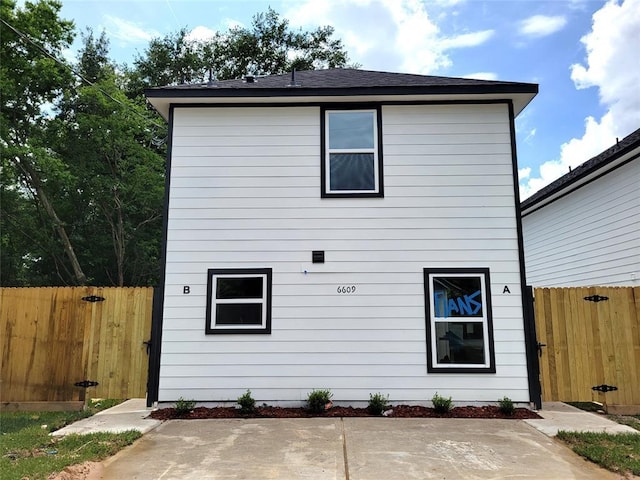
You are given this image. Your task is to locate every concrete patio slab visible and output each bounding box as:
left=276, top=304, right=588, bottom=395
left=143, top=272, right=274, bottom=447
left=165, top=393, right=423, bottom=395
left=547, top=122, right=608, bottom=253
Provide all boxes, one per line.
left=99, top=417, right=622, bottom=479
left=102, top=419, right=345, bottom=479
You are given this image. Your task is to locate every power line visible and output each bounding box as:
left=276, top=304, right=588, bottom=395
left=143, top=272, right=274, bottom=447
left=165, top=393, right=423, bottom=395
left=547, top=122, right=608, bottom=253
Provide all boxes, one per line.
left=0, top=17, right=166, bottom=133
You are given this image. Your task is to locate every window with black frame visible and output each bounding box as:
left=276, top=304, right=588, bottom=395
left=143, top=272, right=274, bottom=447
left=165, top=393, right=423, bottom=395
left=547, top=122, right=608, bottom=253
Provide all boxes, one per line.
left=424, top=268, right=495, bottom=373
left=206, top=268, right=272, bottom=334
left=321, top=108, right=383, bottom=197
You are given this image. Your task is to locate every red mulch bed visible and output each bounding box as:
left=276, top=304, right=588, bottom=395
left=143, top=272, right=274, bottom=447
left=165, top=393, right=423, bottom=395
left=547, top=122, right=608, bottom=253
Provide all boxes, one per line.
left=149, top=405, right=540, bottom=420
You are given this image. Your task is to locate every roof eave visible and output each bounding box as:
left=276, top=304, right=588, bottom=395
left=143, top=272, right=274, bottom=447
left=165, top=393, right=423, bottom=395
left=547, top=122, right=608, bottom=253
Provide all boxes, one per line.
left=145, top=84, right=538, bottom=120
left=521, top=139, right=640, bottom=216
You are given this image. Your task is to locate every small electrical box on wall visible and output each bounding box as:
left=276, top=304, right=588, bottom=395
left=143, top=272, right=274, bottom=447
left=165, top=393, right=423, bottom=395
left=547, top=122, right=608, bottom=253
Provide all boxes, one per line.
left=312, top=251, right=325, bottom=263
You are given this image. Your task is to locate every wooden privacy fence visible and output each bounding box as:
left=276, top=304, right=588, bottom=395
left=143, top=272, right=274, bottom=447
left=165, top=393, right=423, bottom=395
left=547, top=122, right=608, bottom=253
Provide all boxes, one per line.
left=1, top=287, right=153, bottom=405
left=534, top=286, right=640, bottom=413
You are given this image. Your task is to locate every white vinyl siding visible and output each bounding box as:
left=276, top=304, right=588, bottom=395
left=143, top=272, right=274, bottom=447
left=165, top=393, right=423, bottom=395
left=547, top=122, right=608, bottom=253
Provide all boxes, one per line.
left=159, top=104, right=529, bottom=403
left=523, top=159, right=640, bottom=287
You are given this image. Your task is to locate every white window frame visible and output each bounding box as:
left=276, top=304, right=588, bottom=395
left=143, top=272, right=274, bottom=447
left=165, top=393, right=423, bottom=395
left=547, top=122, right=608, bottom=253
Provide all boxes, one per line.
left=206, top=268, right=272, bottom=334
left=322, top=108, right=383, bottom=197
left=424, top=268, right=495, bottom=373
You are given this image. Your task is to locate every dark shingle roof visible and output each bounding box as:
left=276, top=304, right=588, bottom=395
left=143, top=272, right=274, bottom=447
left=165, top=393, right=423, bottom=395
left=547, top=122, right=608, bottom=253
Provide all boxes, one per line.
left=145, top=68, right=538, bottom=119
left=149, top=68, right=533, bottom=91
left=521, top=127, right=640, bottom=213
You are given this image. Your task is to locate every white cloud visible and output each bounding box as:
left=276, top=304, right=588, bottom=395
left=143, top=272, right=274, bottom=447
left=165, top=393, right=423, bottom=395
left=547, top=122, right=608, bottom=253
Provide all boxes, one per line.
left=519, top=15, right=567, bottom=37
left=462, top=72, right=498, bottom=81
left=223, top=18, right=244, bottom=30
left=441, top=30, right=494, bottom=48
left=186, top=26, right=217, bottom=43
left=103, top=15, right=160, bottom=44
left=520, top=0, right=640, bottom=199
left=284, top=0, right=494, bottom=74
left=433, top=0, right=466, bottom=5
left=518, top=167, right=531, bottom=181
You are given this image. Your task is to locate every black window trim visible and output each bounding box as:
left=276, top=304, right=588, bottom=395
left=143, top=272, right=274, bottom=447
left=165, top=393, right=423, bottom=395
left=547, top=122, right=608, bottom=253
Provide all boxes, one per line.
left=424, top=267, right=496, bottom=373
left=206, top=268, right=272, bottom=334
left=320, top=105, right=384, bottom=198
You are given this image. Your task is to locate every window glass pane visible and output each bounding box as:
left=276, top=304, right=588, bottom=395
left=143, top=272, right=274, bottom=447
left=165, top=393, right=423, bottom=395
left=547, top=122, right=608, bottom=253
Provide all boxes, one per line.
left=216, top=304, right=263, bottom=325
left=433, top=276, right=483, bottom=318
left=328, top=112, right=374, bottom=149
left=435, top=322, right=485, bottom=364
left=216, top=277, right=263, bottom=299
left=330, top=153, right=375, bottom=191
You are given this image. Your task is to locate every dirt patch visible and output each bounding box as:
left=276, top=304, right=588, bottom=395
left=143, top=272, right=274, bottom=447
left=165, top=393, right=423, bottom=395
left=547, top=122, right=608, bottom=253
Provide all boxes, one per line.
left=149, top=404, right=541, bottom=420
left=47, top=461, right=104, bottom=480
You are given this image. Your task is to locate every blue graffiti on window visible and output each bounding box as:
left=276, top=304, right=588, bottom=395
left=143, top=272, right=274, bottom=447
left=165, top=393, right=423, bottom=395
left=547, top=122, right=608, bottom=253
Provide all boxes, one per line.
left=434, top=290, right=482, bottom=317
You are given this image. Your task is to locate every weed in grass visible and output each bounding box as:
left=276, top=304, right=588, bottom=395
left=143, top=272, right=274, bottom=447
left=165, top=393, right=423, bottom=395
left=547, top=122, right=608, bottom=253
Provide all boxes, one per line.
left=368, top=393, right=390, bottom=415
left=306, top=389, right=333, bottom=413
left=566, top=401, right=603, bottom=412
left=431, top=392, right=453, bottom=414
left=557, top=431, right=640, bottom=477
left=87, top=398, right=123, bottom=412
left=607, top=414, right=640, bottom=432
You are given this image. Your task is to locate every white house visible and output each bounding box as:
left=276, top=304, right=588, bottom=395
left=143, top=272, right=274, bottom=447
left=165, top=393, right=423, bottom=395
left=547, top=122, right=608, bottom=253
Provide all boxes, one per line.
left=144, top=68, right=540, bottom=407
left=522, top=128, right=640, bottom=287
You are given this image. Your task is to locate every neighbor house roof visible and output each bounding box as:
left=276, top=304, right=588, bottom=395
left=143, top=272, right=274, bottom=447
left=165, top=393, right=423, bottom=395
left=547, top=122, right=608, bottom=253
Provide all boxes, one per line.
left=145, top=68, right=538, bottom=119
left=521, top=127, right=640, bottom=216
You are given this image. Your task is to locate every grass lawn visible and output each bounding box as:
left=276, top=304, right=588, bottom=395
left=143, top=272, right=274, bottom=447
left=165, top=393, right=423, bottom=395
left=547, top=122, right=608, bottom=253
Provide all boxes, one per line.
left=608, top=414, right=640, bottom=432
left=557, top=430, right=640, bottom=477
left=0, top=400, right=141, bottom=480
left=559, top=403, right=640, bottom=477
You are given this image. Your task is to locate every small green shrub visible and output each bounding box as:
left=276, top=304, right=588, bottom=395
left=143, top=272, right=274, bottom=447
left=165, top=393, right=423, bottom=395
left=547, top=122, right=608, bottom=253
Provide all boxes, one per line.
left=174, top=397, right=196, bottom=416
left=237, top=389, right=256, bottom=413
left=87, top=399, right=123, bottom=412
left=498, top=396, right=515, bottom=415
left=368, top=392, right=390, bottom=415
left=432, top=392, right=453, bottom=414
left=307, top=389, right=333, bottom=413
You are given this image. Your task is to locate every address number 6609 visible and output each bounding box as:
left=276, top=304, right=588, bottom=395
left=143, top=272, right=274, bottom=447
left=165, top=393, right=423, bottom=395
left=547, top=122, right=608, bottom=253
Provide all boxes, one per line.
left=337, top=285, right=356, bottom=294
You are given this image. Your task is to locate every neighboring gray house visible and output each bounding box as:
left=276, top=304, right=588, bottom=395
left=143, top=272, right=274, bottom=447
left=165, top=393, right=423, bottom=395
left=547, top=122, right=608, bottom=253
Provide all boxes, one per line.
left=144, top=68, right=539, bottom=406
left=522, top=128, right=640, bottom=287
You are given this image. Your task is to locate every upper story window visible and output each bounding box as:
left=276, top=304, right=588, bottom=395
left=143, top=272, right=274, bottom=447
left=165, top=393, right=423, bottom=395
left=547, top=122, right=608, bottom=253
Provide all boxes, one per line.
left=206, top=268, right=272, bottom=334
left=321, top=107, right=384, bottom=197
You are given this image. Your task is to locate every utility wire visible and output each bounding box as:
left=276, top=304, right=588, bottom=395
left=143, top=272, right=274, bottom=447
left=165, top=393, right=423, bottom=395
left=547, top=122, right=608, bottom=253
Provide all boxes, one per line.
left=0, top=17, right=166, bottom=132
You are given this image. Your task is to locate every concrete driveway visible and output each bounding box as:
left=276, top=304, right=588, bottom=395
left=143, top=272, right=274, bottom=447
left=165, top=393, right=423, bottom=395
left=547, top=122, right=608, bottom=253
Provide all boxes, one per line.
left=100, top=417, right=621, bottom=479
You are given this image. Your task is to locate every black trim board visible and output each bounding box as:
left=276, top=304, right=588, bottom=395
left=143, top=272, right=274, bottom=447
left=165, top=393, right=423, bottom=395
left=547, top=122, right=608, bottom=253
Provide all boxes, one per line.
left=508, top=101, right=541, bottom=408
left=162, top=98, right=515, bottom=111
left=423, top=267, right=496, bottom=374
left=146, top=106, right=174, bottom=407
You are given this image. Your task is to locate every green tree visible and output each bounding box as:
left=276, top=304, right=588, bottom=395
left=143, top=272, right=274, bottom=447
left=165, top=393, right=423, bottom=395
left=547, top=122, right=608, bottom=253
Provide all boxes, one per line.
left=0, top=0, right=87, bottom=285
left=50, top=31, right=165, bottom=286
left=126, top=7, right=352, bottom=96
left=1, top=4, right=353, bottom=286
left=214, top=8, right=350, bottom=80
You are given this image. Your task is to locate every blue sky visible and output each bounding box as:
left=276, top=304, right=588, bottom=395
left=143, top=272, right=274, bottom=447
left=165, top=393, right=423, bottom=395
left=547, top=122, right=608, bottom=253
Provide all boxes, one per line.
left=56, top=0, right=640, bottom=198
